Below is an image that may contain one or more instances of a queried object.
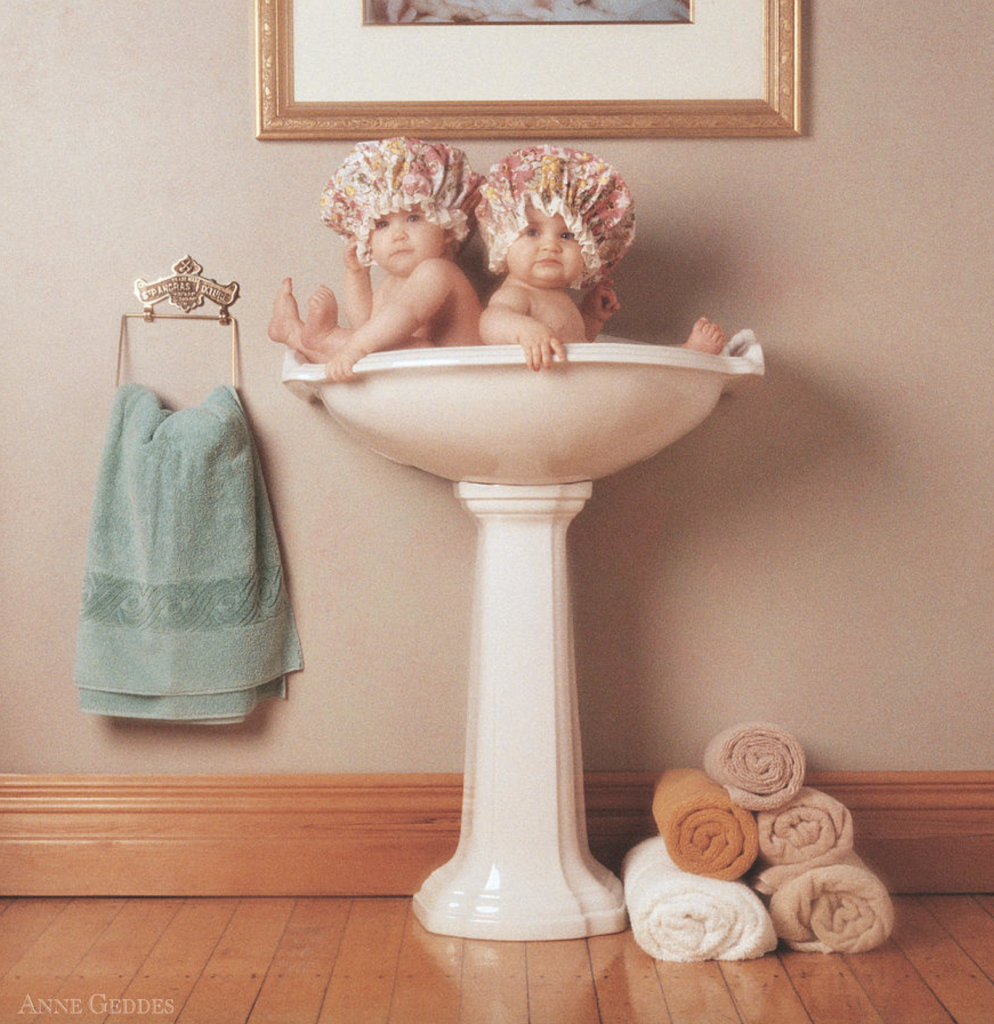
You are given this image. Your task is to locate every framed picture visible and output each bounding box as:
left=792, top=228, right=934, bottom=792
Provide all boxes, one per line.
left=255, top=0, right=800, bottom=139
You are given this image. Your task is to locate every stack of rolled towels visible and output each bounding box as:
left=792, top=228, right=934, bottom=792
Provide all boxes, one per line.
left=622, top=721, right=894, bottom=961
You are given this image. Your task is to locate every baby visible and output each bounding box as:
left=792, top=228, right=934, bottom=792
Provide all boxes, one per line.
left=268, top=137, right=483, bottom=381
left=476, top=145, right=726, bottom=369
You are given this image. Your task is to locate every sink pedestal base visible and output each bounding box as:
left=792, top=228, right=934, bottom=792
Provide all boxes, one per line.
left=412, top=482, right=627, bottom=941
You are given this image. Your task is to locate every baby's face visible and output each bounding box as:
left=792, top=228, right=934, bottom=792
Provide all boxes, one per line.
left=368, top=209, right=451, bottom=275
left=505, top=209, right=586, bottom=290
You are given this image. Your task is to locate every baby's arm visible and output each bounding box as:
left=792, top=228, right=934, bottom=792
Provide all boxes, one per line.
left=579, top=280, right=621, bottom=341
left=325, top=258, right=460, bottom=381
left=480, top=285, right=567, bottom=371
left=341, top=239, right=374, bottom=328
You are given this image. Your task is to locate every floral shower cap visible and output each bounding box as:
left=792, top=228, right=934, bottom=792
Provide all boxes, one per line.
left=320, top=137, right=482, bottom=266
left=476, top=145, right=636, bottom=287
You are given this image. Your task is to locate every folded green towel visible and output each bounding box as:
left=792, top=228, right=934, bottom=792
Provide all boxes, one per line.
left=75, top=384, right=302, bottom=722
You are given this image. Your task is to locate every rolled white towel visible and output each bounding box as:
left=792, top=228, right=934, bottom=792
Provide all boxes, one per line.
left=622, top=837, right=777, bottom=962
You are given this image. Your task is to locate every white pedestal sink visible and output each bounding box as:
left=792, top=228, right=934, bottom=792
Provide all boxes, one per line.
left=283, top=336, right=763, bottom=940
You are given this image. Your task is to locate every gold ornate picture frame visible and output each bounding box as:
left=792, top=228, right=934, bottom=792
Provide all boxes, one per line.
left=256, top=0, right=800, bottom=139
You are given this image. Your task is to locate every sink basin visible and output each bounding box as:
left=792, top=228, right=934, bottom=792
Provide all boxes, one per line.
left=282, top=333, right=763, bottom=940
left=282, top=335, right=763, bottom=485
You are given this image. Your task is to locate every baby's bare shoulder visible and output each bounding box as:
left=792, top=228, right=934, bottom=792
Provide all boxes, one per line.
left=409, top=256, right=472, bottom=286
left=488, top=280, right=533, bottom=313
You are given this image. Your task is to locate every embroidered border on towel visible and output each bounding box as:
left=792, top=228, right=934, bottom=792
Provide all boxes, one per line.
left=80, top=567, right=287, bottom=632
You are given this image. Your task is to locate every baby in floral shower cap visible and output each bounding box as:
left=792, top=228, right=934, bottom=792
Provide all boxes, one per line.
left=476, top=145, right=726, bottom=370
left=268, top=137, right=483, bottom=381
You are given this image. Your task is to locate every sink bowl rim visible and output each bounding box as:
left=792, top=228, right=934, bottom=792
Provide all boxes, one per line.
left=281, top=334, right=764, bottom=383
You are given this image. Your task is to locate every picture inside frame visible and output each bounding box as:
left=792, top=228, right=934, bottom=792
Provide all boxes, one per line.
left=365, top=0, right=690, bottom=25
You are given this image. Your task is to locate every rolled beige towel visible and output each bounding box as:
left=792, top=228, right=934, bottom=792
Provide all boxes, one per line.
left=622, top=837, right=777, bottom=962
left=752, top=786, right=855, bottom=895
left=703, top=722, right=806, bottom=811
left=767, top=852, right=894, bottom=953
left=652, top=769, right=759, bottom=881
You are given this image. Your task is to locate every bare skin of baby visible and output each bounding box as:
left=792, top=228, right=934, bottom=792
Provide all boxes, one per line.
left=480, top=209, right=727, bottom=369
left=480, top=209, right=620, bottom=370
left=268, top=209, right=482, bottom=381
left=683, top=316, right=726, bottom=354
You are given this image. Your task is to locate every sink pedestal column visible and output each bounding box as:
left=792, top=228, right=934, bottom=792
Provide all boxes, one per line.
left=412, top=482, right=627, bottom=940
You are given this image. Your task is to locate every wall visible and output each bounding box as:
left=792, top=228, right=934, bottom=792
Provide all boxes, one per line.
left=1, top=2, right=991, bottom=774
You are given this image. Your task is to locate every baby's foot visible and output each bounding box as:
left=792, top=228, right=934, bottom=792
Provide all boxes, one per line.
left=268, top=278, right=303, bottom=347
left=302, top=286, right=340, bottom=348
left=683, top=317, right=726, bottom=354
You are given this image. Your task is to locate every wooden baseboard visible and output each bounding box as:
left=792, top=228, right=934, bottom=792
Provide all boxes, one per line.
left=1, top=771, right=992, bottom=896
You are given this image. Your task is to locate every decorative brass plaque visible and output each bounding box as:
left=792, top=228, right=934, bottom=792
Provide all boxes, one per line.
left=134, top=257, right=240, bottom=318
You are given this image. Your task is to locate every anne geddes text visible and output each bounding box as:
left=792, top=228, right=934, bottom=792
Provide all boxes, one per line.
left=19, top=993, right=175, bottom=1015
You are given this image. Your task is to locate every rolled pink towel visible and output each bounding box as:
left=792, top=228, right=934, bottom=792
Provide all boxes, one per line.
left=752, top=786, right=855, bottom=894
left=767, top=852, right=894, bottom=953
left=703, top=722, right=806, bottom=811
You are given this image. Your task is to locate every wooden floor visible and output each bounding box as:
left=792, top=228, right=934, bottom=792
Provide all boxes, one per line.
left=2, top=895, right=994, bottom=1023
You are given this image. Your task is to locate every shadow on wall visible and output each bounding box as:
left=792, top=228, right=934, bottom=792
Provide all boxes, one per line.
left=606, top=218, right=742, bottom=346
left=569, top=349, right=893, bottom=768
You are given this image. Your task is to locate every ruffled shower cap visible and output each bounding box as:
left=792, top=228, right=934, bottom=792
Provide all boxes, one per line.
left=320, top=137, right=482, bottom=266
left=476, top=145, right=636, bottom=287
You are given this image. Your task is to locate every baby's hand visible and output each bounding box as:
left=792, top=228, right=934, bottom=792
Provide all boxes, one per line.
left=325, top=346, right=365, bottom=382
left=517, top=322, right=567, bottom=371
left=581, top=280, right=621, bottom=326
left=343, top=237, right=365, bottom=274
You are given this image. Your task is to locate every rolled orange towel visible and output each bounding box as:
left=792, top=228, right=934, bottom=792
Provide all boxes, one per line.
left=652, top=769, right=759, bottom=881
left=703, top=721, right=806, bottom=811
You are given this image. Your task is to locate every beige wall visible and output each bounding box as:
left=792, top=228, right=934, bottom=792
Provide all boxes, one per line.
left=2, top=2, right=991, bottom=774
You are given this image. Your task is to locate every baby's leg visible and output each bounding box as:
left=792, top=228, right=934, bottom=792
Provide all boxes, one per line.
left=301, top=286, right=341, bottom=349
left=683, top=316, right=726, bottom=354
left=268, top=278, right=305, bottom=348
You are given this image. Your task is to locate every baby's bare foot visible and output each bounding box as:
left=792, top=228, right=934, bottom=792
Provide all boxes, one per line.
left=268, top=278, right=303, bottom=346
left=684, top=317, right=726, bottom=354
left=302, top=286, right=340, bottom=347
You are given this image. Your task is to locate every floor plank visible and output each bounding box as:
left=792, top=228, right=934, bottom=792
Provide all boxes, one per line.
left=973, top=894, right=994, bottom=921
left=317, top=898, right=408, bottom=1024
left=55, top=899, right=182, bottom=1024
left=0, top=898, right=72, bottom=979
left=176, top=899, right=295, bottom=1024
left=248, top=898, right=351, bottom=1024
left=387, top=908, right=463, bottom=1024
left=890, top=896, right=994, bottom=1024
left=653, top=959, right=742, bottom=1024
left=720, top=954, right=813, bottom=1024
left=525, top=938, right=601, bottom=1024
left=920, top=895, right=994, bottom=983
left=0, top=898, right=126, bottom=1020
left=779, top=950, right=886, bottom=1024
left=104, top=898, right=239, bottom=1024
left=843, top=939, right=954, bottom=1024
left=458, top=938, right=529, bottom=1024
left=588, top=928, right=672, bottom=1024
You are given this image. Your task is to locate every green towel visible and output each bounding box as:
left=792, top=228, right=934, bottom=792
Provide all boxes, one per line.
left=75, top=384, right=302, bottom=722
